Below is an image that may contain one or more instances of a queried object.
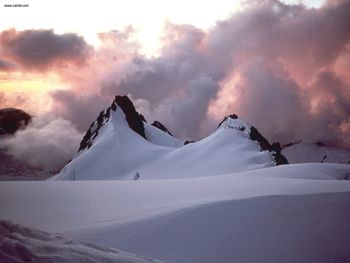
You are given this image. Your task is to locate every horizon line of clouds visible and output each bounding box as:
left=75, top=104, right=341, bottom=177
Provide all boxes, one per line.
left=0, top=0, right=350, bottom=170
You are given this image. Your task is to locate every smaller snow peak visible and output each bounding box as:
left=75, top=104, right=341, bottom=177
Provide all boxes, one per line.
left=113, top=95, right=146, bottom=139
left=151, top=121, right=173, bottom=136
left=218, top=113, right=288, bottom=165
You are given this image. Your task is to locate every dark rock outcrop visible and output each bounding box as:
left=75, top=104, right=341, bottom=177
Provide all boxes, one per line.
left=0, top=108, right=31, bottom=135
left=114, top=95, right=146, bottom=139
left=184, top=140, right=195, bottom=145
left=270, top=142, right=289, bottom=165
left=151, top=121, right=173, bottom=136
left=282, top=140, right=302, bottom=149
left=249, top=126, right=271, bottom=151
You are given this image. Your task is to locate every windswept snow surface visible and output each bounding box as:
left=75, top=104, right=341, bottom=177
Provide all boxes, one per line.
left=3, top=100, right=350, bottom=262
left=53, top=108, right=275, bottom=180
left=0, top=220, right=161, bottom=263
left=1, top=163, right=350, bottom=263
left=283, top=142, right=350, bottom=164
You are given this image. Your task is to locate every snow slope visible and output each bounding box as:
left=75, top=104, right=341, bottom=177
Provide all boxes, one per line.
left=1, top=163, right=350, bottom=262
left=283, top=141, right=350, bottom=164
left=143, top=122, right=183, bottom=148
left=0, top=220, right=161, bottom=263
left=53, top=100, right=278, bottom=180
left=3, top=96, right=350, bottom=262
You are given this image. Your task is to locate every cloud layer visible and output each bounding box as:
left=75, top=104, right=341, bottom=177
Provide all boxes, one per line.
left=0, top=116, right=82, bottom=170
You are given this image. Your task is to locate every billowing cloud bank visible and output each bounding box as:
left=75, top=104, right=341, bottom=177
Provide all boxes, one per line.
left=0, top=116, right=82, bottom=170
left=0, top=28, right=91, bottom=71
left=1, top=0, right=350, bottom=170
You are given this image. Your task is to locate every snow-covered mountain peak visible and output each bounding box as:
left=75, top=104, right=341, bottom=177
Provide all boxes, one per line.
left=78, top=95, right=146, bottom=152
left=53, top=96, right=290, bottom=180
left=218, top=113, right=288, bottom=165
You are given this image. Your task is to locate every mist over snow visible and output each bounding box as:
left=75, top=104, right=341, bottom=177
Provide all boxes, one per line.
left=1, top=0, right=350, bottom=170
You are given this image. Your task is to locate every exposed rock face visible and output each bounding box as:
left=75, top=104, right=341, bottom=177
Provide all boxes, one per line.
left=270, top=142, right=289, bottom=165
left=219, top=114, right=288, bottom=165
left=0, top=108, right=31, bottom=135
left=184, top=140, right=195, bottom=145
left=249, top=126, right=271, bottom=151
left=151, top=121, right=173, bottom=136
left=78, top=109, right=110, bottom=152
left=114, top=95, right=146, bottom=139
left=78, top=95, right=146, bottom=152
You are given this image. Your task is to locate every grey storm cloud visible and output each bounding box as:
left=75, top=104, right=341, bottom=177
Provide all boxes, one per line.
left=231, top=58, right=311, bottom=144
left=0, top=29, right=91, bottom=70
left=50, top=89, right=110, bottom=131
left=304, top=69, right=350, bottom=147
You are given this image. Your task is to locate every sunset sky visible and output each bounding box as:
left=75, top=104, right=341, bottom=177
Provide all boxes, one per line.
left=1, top=0, right=350, bottom=169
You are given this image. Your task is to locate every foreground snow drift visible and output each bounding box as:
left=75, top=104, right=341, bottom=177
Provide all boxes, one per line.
left=1, top=163, right=350, bottom=263
left=0, top=220, right=161, bottom=263
left=73, top=193, right=350, bottom=263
